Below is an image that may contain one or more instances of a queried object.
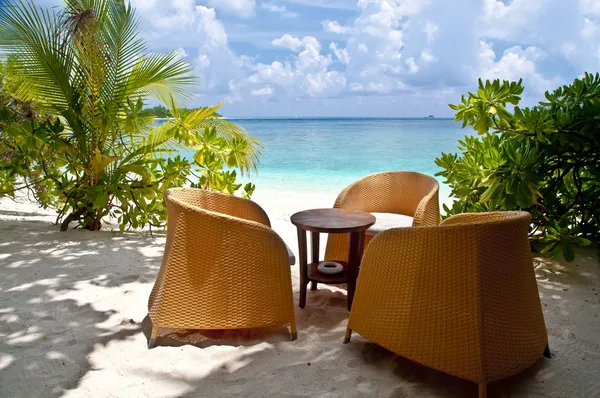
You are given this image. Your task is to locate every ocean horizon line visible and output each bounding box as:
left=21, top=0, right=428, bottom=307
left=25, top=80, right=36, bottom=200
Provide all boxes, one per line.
left=220, top=116, right=456, bottom=121
left=153, top=116, right=455, bottom=120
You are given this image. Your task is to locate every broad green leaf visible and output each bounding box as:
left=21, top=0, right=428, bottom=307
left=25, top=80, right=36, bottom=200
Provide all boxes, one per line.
left=93, top=191, right=109, bottom=208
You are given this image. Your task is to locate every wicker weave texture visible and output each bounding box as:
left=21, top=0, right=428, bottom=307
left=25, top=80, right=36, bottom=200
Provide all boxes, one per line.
left=346, top=211, right=548, bottom=392
left=324, top=171, right=440, bottom=262
left=148, top=188, right=296, bottom=334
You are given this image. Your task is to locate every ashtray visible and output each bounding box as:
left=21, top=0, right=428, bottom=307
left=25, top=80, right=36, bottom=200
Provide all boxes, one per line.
left=318, top=261, right=344, bottom=275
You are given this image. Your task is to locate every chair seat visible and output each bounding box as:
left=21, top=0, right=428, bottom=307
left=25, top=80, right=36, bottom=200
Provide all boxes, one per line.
left=367, top=213, right=413, bottom=236
left=286, top=243, right=296, bottom=265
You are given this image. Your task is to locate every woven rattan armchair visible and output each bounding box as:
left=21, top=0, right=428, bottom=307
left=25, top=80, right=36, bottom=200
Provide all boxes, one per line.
left=147, top=188, right=296, bottom=348
left=325, top=171, right=440, bottom=263
left=343, top=211, right=549, bottom=398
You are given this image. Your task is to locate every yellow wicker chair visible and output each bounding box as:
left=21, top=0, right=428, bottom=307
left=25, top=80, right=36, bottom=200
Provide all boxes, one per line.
left=147, top=188, right=296, bottom=348
left=343, top=211, right=549, bottom=398
left=325, top=171, right=440, bottom=263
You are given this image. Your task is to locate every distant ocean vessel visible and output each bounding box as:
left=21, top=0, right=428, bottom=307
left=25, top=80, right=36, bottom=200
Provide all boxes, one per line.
left=426, top=115, right=435, bottom=118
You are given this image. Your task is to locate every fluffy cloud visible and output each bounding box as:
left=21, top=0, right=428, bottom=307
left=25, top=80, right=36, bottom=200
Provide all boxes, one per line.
left=260, top=2, right=298, bottom=18
left=246, top=35, right=347, bottom=98
left=405, top=57, right=419, bottom=74
left=195, top=6, right=228, bottom=49
left=476, top=41, right=555, bottom=92
left=581, top=0, right=600, bottom=15
left=123, top=0, right=600, bottom=115
left=323, top=20, right=351, bottom=35
left=206, top=0, right=256, bottom=18
left=330, top=43, right=350, bottom=64
left=251, top=86, right=274, bottom=96
left=422, top=21, right=438, bottom=44
left=271, top=34, right=319, bottom=52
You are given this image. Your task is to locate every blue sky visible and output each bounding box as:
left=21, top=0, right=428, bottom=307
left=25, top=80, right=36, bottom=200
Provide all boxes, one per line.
left=34, top=0, right=600, bottom=116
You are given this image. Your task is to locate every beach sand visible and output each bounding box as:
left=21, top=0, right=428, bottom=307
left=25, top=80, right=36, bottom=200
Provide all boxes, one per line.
left=1, top=189, right=599, bottom=397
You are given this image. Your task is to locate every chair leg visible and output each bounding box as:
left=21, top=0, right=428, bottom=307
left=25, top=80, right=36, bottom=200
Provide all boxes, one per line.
left=479, top=383, right=487, bottom=398
left=343, top=327, right=352, bottom=344
left=310, top=281, right=318, bottom=291
left=543, top=344, right=551, bottom=358
left=148, top=325, right=159, bottom=349
left=290, top=322, right=297, bottom=341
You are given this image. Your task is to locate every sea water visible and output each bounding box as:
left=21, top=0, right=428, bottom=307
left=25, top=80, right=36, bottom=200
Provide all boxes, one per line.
left=159, top=117, right=472, bottom=200
left=232, top=118, right=470, bottom=200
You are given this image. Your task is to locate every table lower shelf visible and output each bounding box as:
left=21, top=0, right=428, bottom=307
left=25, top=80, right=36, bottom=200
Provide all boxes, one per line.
left=307, top=261, right=349, bottom=284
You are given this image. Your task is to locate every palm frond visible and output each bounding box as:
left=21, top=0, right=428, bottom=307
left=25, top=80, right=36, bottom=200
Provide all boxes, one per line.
left=101, top=0, right=147, bottom=104
left=124, top=51, right=197, bottom=104
left=0, top=1, right=77, bottom=111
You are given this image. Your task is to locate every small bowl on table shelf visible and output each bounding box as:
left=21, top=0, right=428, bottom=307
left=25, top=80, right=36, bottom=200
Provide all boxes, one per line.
left=318, top=261, right=344, bottom=275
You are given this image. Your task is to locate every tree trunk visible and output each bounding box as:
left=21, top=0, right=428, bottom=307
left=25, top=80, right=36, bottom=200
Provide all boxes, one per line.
left=60, top=208, right=86, bottom=231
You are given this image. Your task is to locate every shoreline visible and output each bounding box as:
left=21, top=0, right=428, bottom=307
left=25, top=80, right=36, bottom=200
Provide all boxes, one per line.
left=0, top=183, right=454, bottom=229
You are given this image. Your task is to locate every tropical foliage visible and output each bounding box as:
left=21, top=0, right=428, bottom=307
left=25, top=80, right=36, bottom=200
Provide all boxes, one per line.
left=144, top=105, right=221, bottom=118
left=436, top=75, right=599, bottom=261
left=0, top=0, right=260, bottom=231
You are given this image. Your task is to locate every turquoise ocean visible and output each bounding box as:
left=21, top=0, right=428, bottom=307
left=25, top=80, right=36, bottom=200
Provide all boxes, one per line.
left=158, top=117, right=471, bottom=200
left=230, top=118, right=469, bottom=200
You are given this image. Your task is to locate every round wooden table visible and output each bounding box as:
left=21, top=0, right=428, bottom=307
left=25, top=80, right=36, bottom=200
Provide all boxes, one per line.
left=290, top=208, right=376, bottom=311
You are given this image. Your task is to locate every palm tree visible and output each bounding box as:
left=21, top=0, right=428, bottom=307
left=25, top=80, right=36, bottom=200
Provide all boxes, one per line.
left=0, top=0, right=260, bottom=230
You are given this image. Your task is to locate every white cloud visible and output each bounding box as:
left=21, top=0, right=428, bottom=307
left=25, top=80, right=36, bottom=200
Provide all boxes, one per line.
left=422, top=20, right=438, bottom=44
left=130, top=0, right=195, bottom=30
left=481, top=0, right=544, bottom=41
left=581, top=0, right=600, bottom=15
left=477, top=41, right=555, bottom=93
left=195, top=6, right=228, bottom=49
left=250, top=86, right=274, bottom=96
left=405, top=57, right=419, bottom=74
left=246, top=36, right=347, bottom=98
left=330, top=43, right=350, bottom=64
left=206, top=0, right=256, bottom=18
left=582, top=17, right=598, bottom=38
left=260, top=2, right=298, bottom=17
left=420, top=50, right=435, bottom=63
left=173, top=47, right=188, bottom=60
left=272, top=34, right=320, bottom=52
left=323, top=20, right=351, bottom=34
left=125, top=0, right=600, bottom=115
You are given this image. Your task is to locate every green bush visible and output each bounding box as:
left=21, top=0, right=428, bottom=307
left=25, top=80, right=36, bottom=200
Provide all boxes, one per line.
left=436, top=75, right=599, bottom=261
left=0, top=0, right=260, bottom=231
left=144, top=105, right=221, bottom=118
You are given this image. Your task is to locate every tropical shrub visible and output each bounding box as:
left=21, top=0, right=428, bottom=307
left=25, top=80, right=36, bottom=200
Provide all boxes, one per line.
left=436, top=75, right=599, bottom=261
left=0, top=0, right=260, bottom=231
left=144, top=105, right=221, bottom=118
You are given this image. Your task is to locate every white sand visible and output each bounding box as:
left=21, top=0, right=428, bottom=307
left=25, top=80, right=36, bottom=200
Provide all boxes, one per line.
left=1, top=188, right=599, bottom=397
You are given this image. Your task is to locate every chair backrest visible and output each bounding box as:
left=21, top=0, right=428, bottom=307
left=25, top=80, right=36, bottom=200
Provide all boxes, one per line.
left=334, top=171, right=439, bottom=217
left=166, top=188, right=271, bottom=226
left=325, top=171, right=439, bottom=262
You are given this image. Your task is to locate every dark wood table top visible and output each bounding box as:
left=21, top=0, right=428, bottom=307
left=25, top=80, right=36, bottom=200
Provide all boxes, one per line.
left=290, top=208, right=376, bottom=233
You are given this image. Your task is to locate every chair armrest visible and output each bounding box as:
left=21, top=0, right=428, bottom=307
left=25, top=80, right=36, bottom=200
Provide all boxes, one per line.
left=441, top=211, right=530, bottom=226
left=412, top=184, right=440, bottom=226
